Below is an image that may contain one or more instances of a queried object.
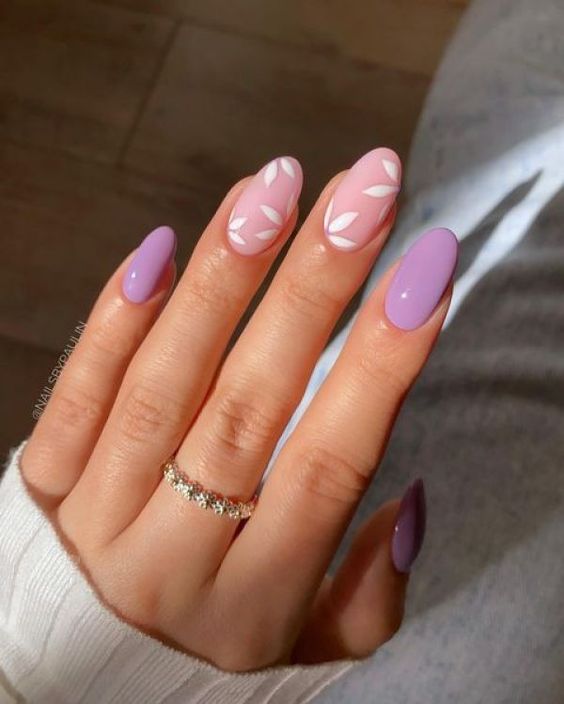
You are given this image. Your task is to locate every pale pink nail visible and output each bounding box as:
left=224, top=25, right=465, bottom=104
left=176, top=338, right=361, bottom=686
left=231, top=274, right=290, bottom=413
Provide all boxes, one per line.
left=324, top=148, right=401, bottom=252
left=227, top=156, right=303, bottom=256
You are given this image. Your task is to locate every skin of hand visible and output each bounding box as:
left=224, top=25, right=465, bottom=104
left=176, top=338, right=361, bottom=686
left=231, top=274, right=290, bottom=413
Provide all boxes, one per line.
left=21, top=150, right=455, bottom=671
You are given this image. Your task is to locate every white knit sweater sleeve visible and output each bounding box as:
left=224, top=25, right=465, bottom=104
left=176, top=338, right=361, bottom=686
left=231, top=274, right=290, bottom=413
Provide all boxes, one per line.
left=0, top=443, right=357, bottom=704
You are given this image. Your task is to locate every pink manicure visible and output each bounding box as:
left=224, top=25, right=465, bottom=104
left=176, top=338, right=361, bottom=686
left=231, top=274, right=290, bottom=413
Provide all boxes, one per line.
left=323, top=148, right=401, bottom=252
left=227, top=156, right=303, bottom=256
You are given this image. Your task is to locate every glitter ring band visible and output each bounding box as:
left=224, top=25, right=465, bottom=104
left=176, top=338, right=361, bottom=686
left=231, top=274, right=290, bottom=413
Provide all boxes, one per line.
left=162, top=456, right=258, bottom=520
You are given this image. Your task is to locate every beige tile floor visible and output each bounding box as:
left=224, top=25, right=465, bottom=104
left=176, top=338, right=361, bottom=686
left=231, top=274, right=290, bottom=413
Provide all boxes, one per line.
left=0, top=0, right=468, bottom=457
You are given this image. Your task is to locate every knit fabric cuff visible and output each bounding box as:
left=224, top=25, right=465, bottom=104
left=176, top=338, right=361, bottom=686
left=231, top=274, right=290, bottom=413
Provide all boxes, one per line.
left=0, top=442, right=356, bottom=704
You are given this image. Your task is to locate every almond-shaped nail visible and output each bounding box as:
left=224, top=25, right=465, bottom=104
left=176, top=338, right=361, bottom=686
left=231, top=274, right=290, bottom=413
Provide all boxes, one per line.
left=392, top=478, right=426, bottom=574
left=385, top=227, right=458, bottom=331
left=122, top=226, right=176, bottom=304
left=323, top=147, right=401, bottom=252
left=227, top=156, right=303, bottom=256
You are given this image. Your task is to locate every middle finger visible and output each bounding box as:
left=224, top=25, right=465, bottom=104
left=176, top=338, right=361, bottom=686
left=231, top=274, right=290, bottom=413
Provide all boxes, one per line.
left=132, top=148, right=402, bottom=574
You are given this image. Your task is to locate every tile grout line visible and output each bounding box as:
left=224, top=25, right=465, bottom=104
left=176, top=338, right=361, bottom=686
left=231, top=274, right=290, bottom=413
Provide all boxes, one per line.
left=92, top=1, right=464, bottom=79
left=115, top=18, right=181, bottom=167
left=178, top=16, right=444, bottom=78
left=139, top=15, right=440, bottom=79
left=2, top=134, right=220, bottom=199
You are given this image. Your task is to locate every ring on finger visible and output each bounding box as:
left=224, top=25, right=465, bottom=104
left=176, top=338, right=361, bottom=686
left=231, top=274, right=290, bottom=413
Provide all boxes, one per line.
left=163, top=456, right=258, bottom=520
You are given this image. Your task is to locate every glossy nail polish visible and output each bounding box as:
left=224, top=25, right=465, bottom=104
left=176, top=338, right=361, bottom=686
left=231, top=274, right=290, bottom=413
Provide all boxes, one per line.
left=122, top=226, right=176, bottom=304
left=392, top=478, right=426, bottom=573
left=385, top=227, right=458, bottom=331
left=227, top=156, right=303, bottom=256
left=323, top=148, right=401, bottom=252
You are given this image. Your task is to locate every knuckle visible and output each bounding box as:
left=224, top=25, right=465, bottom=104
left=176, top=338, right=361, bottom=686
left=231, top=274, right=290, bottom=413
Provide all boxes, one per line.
left=119, top=384, right=186, bottom=444
left=280, top=275, right=341, bottom=319
left=180, top=259, right=243, bottom=318
left=88, top=315, right=133, bottom=360
left=183, top=276, right=228, bottom=316
left=209, top=389, right=280, bottom=460
left=50, top=385, right=104, bottom=431
left=354, top=346, right=411, bottom=400
left=22, top=384, right=102, bottom=494
left=295, top=444, right=369, bottom=511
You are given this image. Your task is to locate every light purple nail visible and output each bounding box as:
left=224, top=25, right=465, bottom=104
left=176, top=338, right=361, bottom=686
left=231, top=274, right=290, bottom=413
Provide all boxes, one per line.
left=391, top=478, right=426, bottom=574
left=122, top=226, right=176, bottom=304
left=385, top=227, right=458, bottom=331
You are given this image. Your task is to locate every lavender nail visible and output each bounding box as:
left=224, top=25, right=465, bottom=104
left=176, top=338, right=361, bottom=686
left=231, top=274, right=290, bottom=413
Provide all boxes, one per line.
left=385, top=227, right=458, bottom=331
left=122, top=226, right=176, bottom=304
left=392, top=479, right=426, bottom=573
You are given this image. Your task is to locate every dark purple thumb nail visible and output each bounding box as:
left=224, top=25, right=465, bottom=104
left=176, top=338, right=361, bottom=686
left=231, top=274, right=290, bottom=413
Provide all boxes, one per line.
left=391, top=478, right=427, bottom=573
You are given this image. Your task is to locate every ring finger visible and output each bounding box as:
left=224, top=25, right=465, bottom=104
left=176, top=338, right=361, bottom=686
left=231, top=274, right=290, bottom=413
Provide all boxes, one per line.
left=59, top=157, right=303, bottom=546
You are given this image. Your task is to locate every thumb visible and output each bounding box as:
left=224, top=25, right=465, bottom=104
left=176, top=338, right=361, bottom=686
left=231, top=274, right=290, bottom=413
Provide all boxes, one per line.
left=293, top=479, right=426, bottom=663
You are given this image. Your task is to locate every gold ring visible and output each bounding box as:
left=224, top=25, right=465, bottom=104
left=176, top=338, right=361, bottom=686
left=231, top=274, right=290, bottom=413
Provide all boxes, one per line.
left=162, top=457, right=258, bottom=520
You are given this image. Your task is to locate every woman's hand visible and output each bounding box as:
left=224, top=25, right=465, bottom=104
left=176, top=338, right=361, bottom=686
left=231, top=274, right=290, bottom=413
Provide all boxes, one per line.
left=21, top=149, right=457, bottom=671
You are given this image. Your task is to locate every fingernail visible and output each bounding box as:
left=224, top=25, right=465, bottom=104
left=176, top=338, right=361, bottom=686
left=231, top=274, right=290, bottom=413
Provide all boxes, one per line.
left=392, top=478, right=426, bottom=574
left=323, top=147, right=401, bottom=252
left=227, top=156, right=303, bottom=256
left=122, top=226, right=176, bottom=303
left=385, top=227, right=458, bottom=331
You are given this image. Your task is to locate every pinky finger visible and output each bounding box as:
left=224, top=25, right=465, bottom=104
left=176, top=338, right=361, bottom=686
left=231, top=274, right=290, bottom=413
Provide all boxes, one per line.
left=22, top=226, right=177, bottom=504
left=293, top=480, right=426, bottom=663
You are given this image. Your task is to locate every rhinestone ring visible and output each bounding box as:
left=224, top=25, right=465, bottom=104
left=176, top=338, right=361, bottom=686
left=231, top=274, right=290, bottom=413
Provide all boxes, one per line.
left=162, top=457, right=258, bottom=520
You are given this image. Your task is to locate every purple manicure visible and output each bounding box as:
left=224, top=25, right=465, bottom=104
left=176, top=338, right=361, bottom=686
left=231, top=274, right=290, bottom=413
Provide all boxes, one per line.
left=385, top=227, right=458, bottom=331
left=392, top=479, right=426, bottom=573
left=122, top=226, right=176, bottom=304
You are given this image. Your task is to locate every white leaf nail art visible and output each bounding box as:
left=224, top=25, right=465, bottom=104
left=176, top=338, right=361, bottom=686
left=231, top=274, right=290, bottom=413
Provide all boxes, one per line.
left=328, top=234, right=357, bottom=249
left=260, top=204, right=283, bottom=225
left=280, top=157, right=295, bottom=178
left=229, top=216, right=248, bottom=230
left=328, top=211, right=359, bottom=233
left=229, top=207, right=235, bottom=223
left=255, top=228, right=278, bottom=241
left=362, top=184, right=399, bottom=198
left=264, top=160, right=278, bottom=188
left=383, top=158, right=399, bottom=182
left=323, top=197, right=334, bottom=231
left=228, top=230, right=246, bottom=244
